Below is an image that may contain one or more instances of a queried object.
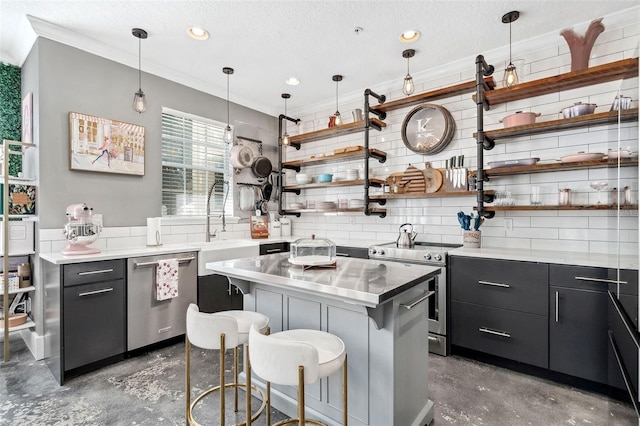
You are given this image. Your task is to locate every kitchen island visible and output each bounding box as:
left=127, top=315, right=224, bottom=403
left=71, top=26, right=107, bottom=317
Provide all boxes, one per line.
left=207, top=253, right=441, bottom=426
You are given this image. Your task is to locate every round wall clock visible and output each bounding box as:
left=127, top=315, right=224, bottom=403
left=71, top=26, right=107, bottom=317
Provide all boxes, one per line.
left=401, top=103, right=456, bottom=154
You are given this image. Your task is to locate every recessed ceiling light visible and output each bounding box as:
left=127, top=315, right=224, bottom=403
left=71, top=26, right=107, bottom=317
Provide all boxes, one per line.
left=187, top=27, right=209, bottom=40
left=285, top=77, right=300, bottom=86
left=400, top=30, right=420, bottom=43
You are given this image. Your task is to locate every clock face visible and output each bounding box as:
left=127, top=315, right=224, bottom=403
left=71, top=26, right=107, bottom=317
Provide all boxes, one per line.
left=401, top=104, right=456, bottom=154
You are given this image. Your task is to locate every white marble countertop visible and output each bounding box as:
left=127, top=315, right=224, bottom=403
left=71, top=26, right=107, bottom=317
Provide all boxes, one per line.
left=206, top=252, right=441, bottom=307
left=450, top=246, right=639, bottom=270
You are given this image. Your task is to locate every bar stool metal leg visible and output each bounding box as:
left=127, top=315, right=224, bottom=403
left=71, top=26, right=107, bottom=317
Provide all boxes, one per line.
left=246, top=344, right=252, bottom=426
left=220, top=333, right=226, bottom=426
left=298, top=366, right=305, bottom=426
left=186, top=335, right=191, bottom=426
left=343, top=354, right=348, bottom=426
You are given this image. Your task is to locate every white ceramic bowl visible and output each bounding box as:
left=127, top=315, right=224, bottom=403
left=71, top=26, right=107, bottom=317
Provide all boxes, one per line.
left=295, top=174, right=312, bottom=184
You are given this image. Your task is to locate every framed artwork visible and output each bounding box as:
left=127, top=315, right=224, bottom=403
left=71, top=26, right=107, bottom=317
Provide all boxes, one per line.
left=400, top=103, right=456, bottom=155
left=69, top=112, right=145, bottom=176
left=22, top=93, right=33, bottom=144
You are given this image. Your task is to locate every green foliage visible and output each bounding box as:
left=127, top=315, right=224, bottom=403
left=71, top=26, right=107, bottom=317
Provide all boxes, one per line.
left=0, top=62, right=22, bottom=175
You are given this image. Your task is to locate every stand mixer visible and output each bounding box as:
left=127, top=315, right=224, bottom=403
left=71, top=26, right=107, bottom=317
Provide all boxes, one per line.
left=62, top=203, right=102, bottom=255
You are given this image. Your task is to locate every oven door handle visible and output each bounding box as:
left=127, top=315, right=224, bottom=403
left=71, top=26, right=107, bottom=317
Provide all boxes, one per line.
left=400, top=290, right=435, bottom=310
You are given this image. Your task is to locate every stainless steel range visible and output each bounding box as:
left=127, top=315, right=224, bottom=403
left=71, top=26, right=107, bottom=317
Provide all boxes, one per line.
left=368, top=241, right=461, bottom=356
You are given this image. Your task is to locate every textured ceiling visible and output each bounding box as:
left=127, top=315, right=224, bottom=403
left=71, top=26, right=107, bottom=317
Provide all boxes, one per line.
left=1, top=1, right=638, bottom=116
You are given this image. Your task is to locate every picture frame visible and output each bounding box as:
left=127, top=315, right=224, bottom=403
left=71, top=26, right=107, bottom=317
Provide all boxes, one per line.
left=69, top=112, right=145, bottom=176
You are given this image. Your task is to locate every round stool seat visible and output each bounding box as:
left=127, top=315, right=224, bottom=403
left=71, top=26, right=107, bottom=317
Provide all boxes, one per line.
left=271, top=329, right=346, bottom=379
left=212, top=310, right=269, bottom=345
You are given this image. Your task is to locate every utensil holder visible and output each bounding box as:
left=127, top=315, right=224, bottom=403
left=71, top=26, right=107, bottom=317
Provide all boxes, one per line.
left=463, top=230, right=481, bottom=248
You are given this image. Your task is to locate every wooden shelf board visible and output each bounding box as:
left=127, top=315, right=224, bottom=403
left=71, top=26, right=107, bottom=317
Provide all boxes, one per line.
left=288, top=119, right=386, bottom=145
left=284, top=178, right=384, bottom=190
left=478, top=204, right=638, bottom=211
left=485, top=157, right=638, bottom=177
left=283, top=148, right=387, bottom=167
left=370, top=190, right=490, bottom=200
left=283, top=207, right=386, bottom=214
left=474, top=58, right=639, bottom=106
left=0, top=317, right=34, bottom=333
left=476, top=109, right=639, bottom=140
left=374, top=77, right=495, bottom=112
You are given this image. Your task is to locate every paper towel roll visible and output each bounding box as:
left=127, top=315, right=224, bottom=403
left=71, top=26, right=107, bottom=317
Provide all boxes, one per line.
left=147, top=217, right=162, bottom=246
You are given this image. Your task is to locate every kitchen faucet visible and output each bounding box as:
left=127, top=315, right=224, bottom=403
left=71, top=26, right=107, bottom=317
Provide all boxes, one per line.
left=206, top=179, right=229, bottom=242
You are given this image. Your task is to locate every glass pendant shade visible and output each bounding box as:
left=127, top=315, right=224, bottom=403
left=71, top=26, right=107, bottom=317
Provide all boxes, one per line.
left=281, top=93, right=291, bottom=146
left=334, top=111, right=342, bottom=125
left=282, top=133, right=290, bottom=146
left=133, top=89, right=147, bottom=113
left=223, top=125, right=233, bottom=144
left=502, top=63, right=519, bottom=88
left=403, top=74, right=415, bottom=96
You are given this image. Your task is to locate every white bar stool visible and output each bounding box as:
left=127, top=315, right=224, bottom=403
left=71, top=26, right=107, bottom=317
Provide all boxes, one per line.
left=248, top=325, right=348, bottom=426
left=186, top=304, right=270, bottom=426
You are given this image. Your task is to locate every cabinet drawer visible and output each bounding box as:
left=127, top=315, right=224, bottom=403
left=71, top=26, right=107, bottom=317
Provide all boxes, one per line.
left=260, top=242, right=290, bottom=255
left=550, top=264, right=612, bottom=291
left=450, top=256, right=548, bottom=315
left=451, top=300, right=548, bottom=368
left=63, top=259, right=125, bottom=286
left=335, top=246, right=369, bottom=259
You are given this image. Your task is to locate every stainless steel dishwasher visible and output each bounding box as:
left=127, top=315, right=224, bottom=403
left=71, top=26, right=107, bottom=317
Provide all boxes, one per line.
left=127, top=252, right=197, bottom=351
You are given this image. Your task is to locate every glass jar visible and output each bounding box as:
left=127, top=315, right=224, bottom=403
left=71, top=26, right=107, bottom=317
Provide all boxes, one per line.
left=289, top=235, right=336, bottom=266
left=559, top=188, right=571, bottom=206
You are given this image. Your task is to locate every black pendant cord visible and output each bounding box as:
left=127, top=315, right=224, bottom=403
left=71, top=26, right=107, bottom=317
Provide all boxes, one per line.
left=226, top=73, right=230, bottom=127
left=138, top=37, right=142, bottom=90
left=335, top=80, right=339, bottom=115
left=509, top=20, right=512, bottom=65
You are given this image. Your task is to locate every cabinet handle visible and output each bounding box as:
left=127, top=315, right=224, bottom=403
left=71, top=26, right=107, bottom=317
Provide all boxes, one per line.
left=265, top=248, right=281, bottom=253
left=78, top=287, right=113, bottom=297
left=555, top=291, right=559, bottom=323
left=78, top=268, right=114, bottom=276
left=478, top=327, right=511, bottom=338
left=400, top=290, right=435, bottom=310
left=428, top=336, right=439, bottom=343
left=574, top=276, right=627, bottom=285
left=478, top=280, right=510, bottom=288
left=228, top=282, right=232, bottom=296
left=134, top=256, right=196, bottom=268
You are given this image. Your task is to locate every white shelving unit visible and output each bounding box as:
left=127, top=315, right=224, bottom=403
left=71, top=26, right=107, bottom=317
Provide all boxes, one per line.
left=2, top=139, right=37, bottom=361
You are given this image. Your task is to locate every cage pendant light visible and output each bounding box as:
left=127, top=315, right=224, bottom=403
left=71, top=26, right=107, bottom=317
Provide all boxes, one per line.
left=502, top=11, right=520, bottom=88
left=132, top=28, right=148, bottom=113
left=282, top=93, right=291, bottom=146
left=222, top=67, right=234, bottom=144
left=402, top=49, right=416, bottom=96
left=332, top=75, right=343, bottom=125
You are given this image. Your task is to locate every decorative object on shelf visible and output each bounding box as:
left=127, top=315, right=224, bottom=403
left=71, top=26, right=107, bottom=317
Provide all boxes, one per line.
left=281, top=93, right=291, bottom=145
left=316, top=173, right=333, bottom=183
left=559, top=152, right=605, bottom=163
left=487, top=157, right=540, bottom=168
left=423, top=162, right=443, bottom=193
left=402, top=49, right=416, bottom=96
left=530, top=185, right=542, bottom=205
left=611, top=95, right=633, bottom=111
left=131, top=28, right=148, bottom=114
left=501, top=11, right=520, bottom=88
left=590, top=181, right=609, bottom=204
left=331, top=74, right=343, bottom=126
left=69, top=112, right=145, bottom=175
left=560, top=102, right=597, bottom=118
left=560, top=18, right=604, bottom=72
left=607, top=148, right=633, bottom=159
left=222, top=67, right=234, bottom=143
left=559, top=187, right=572, bottom=206
left=352, top=108, right=363, bottom=122
left=21, top=92, right=32, bottom=144
left=401, top=103, right=455, bottom=154
left=500, top=111, right=540, bottom=128
left=400, top=164, right=426, bottom=193
left=0, top=184, right=36, bottom=215
left=61, top=203, right=101, bottom=255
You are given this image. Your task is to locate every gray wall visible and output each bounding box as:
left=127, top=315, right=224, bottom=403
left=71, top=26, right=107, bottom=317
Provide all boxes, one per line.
left=26, top=38, right=277, bottom=228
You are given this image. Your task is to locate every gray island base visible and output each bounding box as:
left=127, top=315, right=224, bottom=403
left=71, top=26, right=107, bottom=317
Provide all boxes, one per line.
left=207, top=253, right=441, bottom=426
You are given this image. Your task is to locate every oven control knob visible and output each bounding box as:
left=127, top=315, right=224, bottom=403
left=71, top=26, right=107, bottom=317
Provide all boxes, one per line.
left=377, top=249, right=385, bottom=255
left=434, top=253, right=442, bottom=261
left=369, top=248, right=376, bottom=256
left=423, top=253, right=432, bottom=260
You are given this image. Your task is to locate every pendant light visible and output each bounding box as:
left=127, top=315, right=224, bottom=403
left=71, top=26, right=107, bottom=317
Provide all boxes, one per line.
left=502, top=11, right=520, bottom=88
left=282, top=93, right=291, bottom=146
left=402, top=49, right=416, bottom=96
left=132, top=28, right=148, bottom=113
left=332, top=75, right=343, bottom=126
left=222, top=67, right=234, bottom=144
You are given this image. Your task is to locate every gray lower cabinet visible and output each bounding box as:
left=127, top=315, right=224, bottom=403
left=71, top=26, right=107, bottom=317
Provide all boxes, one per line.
left=549, top=265, right=610, bottom=385
left=198, top=274, right=242, bottom=313
left=450, top=256, right=549, bottom=368
left=335, top=246, right=369, bottom=259
left=62, top=259, right=126, bottom=373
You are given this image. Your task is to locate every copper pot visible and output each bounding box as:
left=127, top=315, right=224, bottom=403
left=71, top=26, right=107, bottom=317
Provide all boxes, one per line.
left=500, top=111, right=541, bottom=128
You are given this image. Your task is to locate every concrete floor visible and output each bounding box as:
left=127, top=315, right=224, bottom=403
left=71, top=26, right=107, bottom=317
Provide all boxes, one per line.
left=0, top=335, right=636, bottom=425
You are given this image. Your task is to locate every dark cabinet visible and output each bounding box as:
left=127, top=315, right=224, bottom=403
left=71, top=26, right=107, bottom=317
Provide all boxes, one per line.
left=260, top=242, right=290, bottom=255
left=335, top=246, right=368, bottom=259
left=62, top=259, right=126, bottom=373
left=198, top=274, right=242, bottom=313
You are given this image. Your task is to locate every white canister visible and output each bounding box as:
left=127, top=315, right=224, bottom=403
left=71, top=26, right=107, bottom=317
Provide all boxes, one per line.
left=271, top=219, right=281, bottom=237
left=280, top=217, right=291, bottom=236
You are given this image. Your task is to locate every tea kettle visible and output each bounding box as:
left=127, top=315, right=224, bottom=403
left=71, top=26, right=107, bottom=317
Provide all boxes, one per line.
left=397, top=223, right=417, bottom=248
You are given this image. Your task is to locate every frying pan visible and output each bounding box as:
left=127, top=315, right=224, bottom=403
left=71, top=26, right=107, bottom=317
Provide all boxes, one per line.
left=252, top=156, right=273, bottom=178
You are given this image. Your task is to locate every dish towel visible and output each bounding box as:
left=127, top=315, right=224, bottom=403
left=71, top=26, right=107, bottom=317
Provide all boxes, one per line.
left=156, top=259, right=179, bottom=301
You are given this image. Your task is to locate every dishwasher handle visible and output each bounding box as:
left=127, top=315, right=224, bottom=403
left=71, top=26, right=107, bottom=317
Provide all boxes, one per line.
left=134, top=256, right=196, bottom=268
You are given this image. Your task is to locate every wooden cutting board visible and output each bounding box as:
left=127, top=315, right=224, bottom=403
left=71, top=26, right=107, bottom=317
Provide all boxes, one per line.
left=423, top=162, right=443, bottom=193
left=400, top=164, right=426, bottom=193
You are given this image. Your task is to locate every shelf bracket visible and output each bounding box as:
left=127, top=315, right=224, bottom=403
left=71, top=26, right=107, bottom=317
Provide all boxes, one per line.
left=278, top=113, right=301, bottom=215
left=370, top=150, right=387, bottom=163
left=363, top=88, right=387, bottom=219
left=475, top=55, right=495, bottom=220
left=282, top=164, right=301, bottom=172
left=282, top=188, right=301, bottom=196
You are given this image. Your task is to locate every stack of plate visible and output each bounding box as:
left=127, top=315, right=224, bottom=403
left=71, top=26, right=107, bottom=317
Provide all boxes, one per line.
left=317, top=201, right=336, bottom=211
left=346, top=169, right=359, bottom=181
left=349, top=199, right=365, bottom=209
left=290, top=202, right=304, bottom=210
